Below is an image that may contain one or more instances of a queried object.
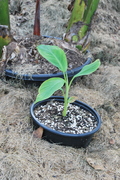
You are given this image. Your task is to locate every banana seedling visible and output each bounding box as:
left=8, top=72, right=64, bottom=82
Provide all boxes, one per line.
left=36, top=45, right=100, bottom=116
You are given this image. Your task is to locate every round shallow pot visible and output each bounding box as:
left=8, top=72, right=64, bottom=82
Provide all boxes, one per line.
left=30, top=96, right=101, bottom=148
left=5, top=35, right=92, bottom=83
left=5, top=56, right=91, bottom=82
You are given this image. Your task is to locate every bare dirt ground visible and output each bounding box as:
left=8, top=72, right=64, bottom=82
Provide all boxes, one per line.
left=0, top=0, right=120, bottom=179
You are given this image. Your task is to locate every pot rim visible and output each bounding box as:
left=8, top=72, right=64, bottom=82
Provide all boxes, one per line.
left=30, top=96, right=101, bottom=137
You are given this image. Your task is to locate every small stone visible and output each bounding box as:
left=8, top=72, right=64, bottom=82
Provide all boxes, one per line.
left=109, top=138, right=115, bottom=145
left=10, top=52, right=16, bottom=59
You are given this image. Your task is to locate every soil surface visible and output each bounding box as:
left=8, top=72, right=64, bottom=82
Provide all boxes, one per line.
left=34, top=100, right=97, bottom=134
left=0, top=0, right=120, bottom=180
left=5, top=36, right=86, bottom=75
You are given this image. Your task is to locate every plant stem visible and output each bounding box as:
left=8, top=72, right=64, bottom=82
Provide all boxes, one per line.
left=62, top=73, right=70, bottom=116
left=68, top=76, right=75, bottom=90
left=62, top=74, right=76, bottom=116
left=65, top=0, right=100, bottom=51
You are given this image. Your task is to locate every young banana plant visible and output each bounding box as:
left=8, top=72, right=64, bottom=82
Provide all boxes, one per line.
left=64, top=0, right=100, bottom=51
left=36, top=45, right=101, bottom=117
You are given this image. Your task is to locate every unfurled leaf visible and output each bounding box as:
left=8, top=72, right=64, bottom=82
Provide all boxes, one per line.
left=35, top=77, right=65, bottom=103
left=74, top=59, right=100, bottom=78
left=37, top=45, right=68, bottom=72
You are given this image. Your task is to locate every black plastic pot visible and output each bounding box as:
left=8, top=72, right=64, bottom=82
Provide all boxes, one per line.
left=5, top=56, right=91, bottom=82
left=30, top=96, right=101, bottom=148
left=5, top=34, right=92, bottom=83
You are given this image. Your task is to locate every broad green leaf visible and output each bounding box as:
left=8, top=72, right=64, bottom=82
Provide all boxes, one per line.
left=35, top=77, right=65, bottom=103
left=74, top=59, right=100, bottom=78
left=37, top=45, right=68, bottom=72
